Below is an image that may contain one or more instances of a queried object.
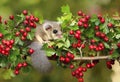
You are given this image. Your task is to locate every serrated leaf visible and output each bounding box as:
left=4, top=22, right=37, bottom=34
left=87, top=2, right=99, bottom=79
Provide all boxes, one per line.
left=27, top=33, right=33, bottom=40
left=61, top=5, right=71, bottom=14
left=103, top=42, right=110, bottom=49
left=64, top=39, right=70, bottom=48
left=110, top=50, right=120, bottom=59
left=21, top=66, right=31, bottom=73
left=45, top=48, right=55, bottom=57
left=56, top=43, right=64, bottom=48
left=70, top=26, right=79, bottom=30
left=2, top=69, right=14, bottom=80
left=115, top=34, right=120, bottom=39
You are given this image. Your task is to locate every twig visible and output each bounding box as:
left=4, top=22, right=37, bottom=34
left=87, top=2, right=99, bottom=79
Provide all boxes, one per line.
left=77, top=41, right=86, bottom=57
left=73, top=55, right=111, bottom=61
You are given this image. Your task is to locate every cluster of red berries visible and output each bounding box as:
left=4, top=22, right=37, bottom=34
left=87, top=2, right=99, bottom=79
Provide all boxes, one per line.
left=70, top=60, right=99, bottom=82
left=14, top=10, right=39, bottom=41
left=14, top=62, right=28, bottom=75
left=89, top=40, right=105, bottom=51
left=59, top=52, right=74, bottom=64
left=95, top=31, right=109, bottom=42
left=0, top=35, right=14, bottom=56
left=77, top=11, right=90, bottom=29
left=106, top=60, right=115, bottom=69
left=69, top=30, right=85, bottom=49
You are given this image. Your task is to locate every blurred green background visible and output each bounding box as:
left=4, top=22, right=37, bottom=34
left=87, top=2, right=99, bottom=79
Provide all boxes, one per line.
left=0, top=0, right=120, bottom=82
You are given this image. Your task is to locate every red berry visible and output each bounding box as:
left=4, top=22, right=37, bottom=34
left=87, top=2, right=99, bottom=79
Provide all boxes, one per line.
left=72, top=43, right=77, bottom=48
left=71, top=71, right=76, bottom=76
left=69, top=30, right=74, bottom=35
left=78, top=21, right=83, bottom=27
left=9, top=15, right=14, bottom=20
left=82, top=67, right=87, bottom=72
left=83, top=23, right=88, bottom=28
left=25, top=27, right=31, bottom=32
left=78, top=78, right=84, bottom=82
left=28, top=48, right=34, bottom=54
left=59, top=56, right=65, bottom=62
left=23, top=20, right=29, bottom=25
left=69, top=64, right=74, bottom=69
left=29, top=22, right=34, bottom=27
left=76, top=30, right=81, bottom=35
left=91, top=39, right=96, bottom=43
left=17, top=63, right=23, bottom=68
left=104, top=37, right=109, bottom=42
left=117, top=42, right=120, bottom=48
left=97, top=14, right=102, bottom=19
left=100, top=18, right=105, bottom=23
left=89, top=45, right=94, bottom=50
left=86, top=63, right=91, bottom=68
left=22, top=62, right=28, bottom=67
left=78, top=11, right=83, bottom=16
left=4, top=20, right=7, bottom=25
left=65, top=57, right=71, bottom=64
left=22, top=10, right=28, bottom=15
left=100, top=33, right=106, bottom=38
left=74, top=33, right=80, bottom=39
left=78, top=67, right=83, bottom=72
left=21, top=36, right=26, bottom=41
left=10, top=40, right=14, bottom=45
left=81, top=18, right=87, bottom=23
left=20, top=29, right=25, bottom=33
left=23, top=32, right=27, bottom=37
left=15, top=32, right=20, bottom=36
left=14, top=70, right=19, bottom=75
left=35, top=17, right=39, bottom=22
left=5, top=47, right=10, bottom=52
left=95, top=31, right=101, bottom=37
left=79, top=72, right=83, bottom=77
left=25, top=16, right=30, bottom=20
left=95, top=26, right=99, bottom=30
left=0, top=33, right=3, bottom=38
left=107, top=23, right=113, bottom=28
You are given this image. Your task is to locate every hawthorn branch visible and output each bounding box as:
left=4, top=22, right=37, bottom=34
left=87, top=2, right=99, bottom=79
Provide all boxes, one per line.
left=73, top=55, right=111, bottom=61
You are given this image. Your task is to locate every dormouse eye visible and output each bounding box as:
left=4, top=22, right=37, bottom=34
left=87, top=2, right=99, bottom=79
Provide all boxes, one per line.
left=53, top=29, right=58, bottom=34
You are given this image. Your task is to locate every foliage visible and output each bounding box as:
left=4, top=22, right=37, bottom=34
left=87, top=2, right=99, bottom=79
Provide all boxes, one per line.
left=0, top=5, right=120, bottom=82
left=0, top=10, right=39, bottom=79
left=43, top=5, right=120, bottom=82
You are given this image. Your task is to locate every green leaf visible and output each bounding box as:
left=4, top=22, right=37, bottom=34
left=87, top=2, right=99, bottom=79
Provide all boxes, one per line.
left=64, top=39, right=70, bottom=48
left=56, top=43, right=64, bottom=48
left=70, top=26, right=79, bottom=30
left=21, top=66, right=31, bottom=73
left=103, top=42, right=110, bottom=49
left=45, top=48, right=55, bottom=57
left=2, top=69, right=15, bottom=80
left=110, top=50, right=120, bottom=59
left=115, top=34, right=120, bottom=39
left=61, top=5, right=71, bottom=14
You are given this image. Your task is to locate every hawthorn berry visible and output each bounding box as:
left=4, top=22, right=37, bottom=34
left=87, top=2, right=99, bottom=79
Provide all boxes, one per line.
left=107, top=23, right=113, bottom=28
left=0, top=33, right=3, bottom=38
left=78, top=11, right=83, bottom=16
left=28, top=48, right=34, bottom=54
left=9, top=15, right=14, bottom=20
left=22, top=10, right=28, bottom=15
left=14, top=70, right=19, bottom=75
left=69, top=30, right=74, bottom=35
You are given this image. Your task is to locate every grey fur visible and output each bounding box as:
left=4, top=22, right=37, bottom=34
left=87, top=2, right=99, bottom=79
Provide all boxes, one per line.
left=29, top=42, right=52, bottom=73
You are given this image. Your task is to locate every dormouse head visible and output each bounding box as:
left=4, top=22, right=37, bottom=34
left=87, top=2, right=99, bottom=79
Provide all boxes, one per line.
left=43, top=21, right=62, bottom=40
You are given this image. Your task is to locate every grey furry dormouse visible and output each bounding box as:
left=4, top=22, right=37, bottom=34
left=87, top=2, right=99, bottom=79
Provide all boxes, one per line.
left=28, top=20, right=62, bottom=73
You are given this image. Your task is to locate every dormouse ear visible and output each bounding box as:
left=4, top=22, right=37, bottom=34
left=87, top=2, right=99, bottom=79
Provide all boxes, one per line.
left=43, top=23, right=53, bottom=30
